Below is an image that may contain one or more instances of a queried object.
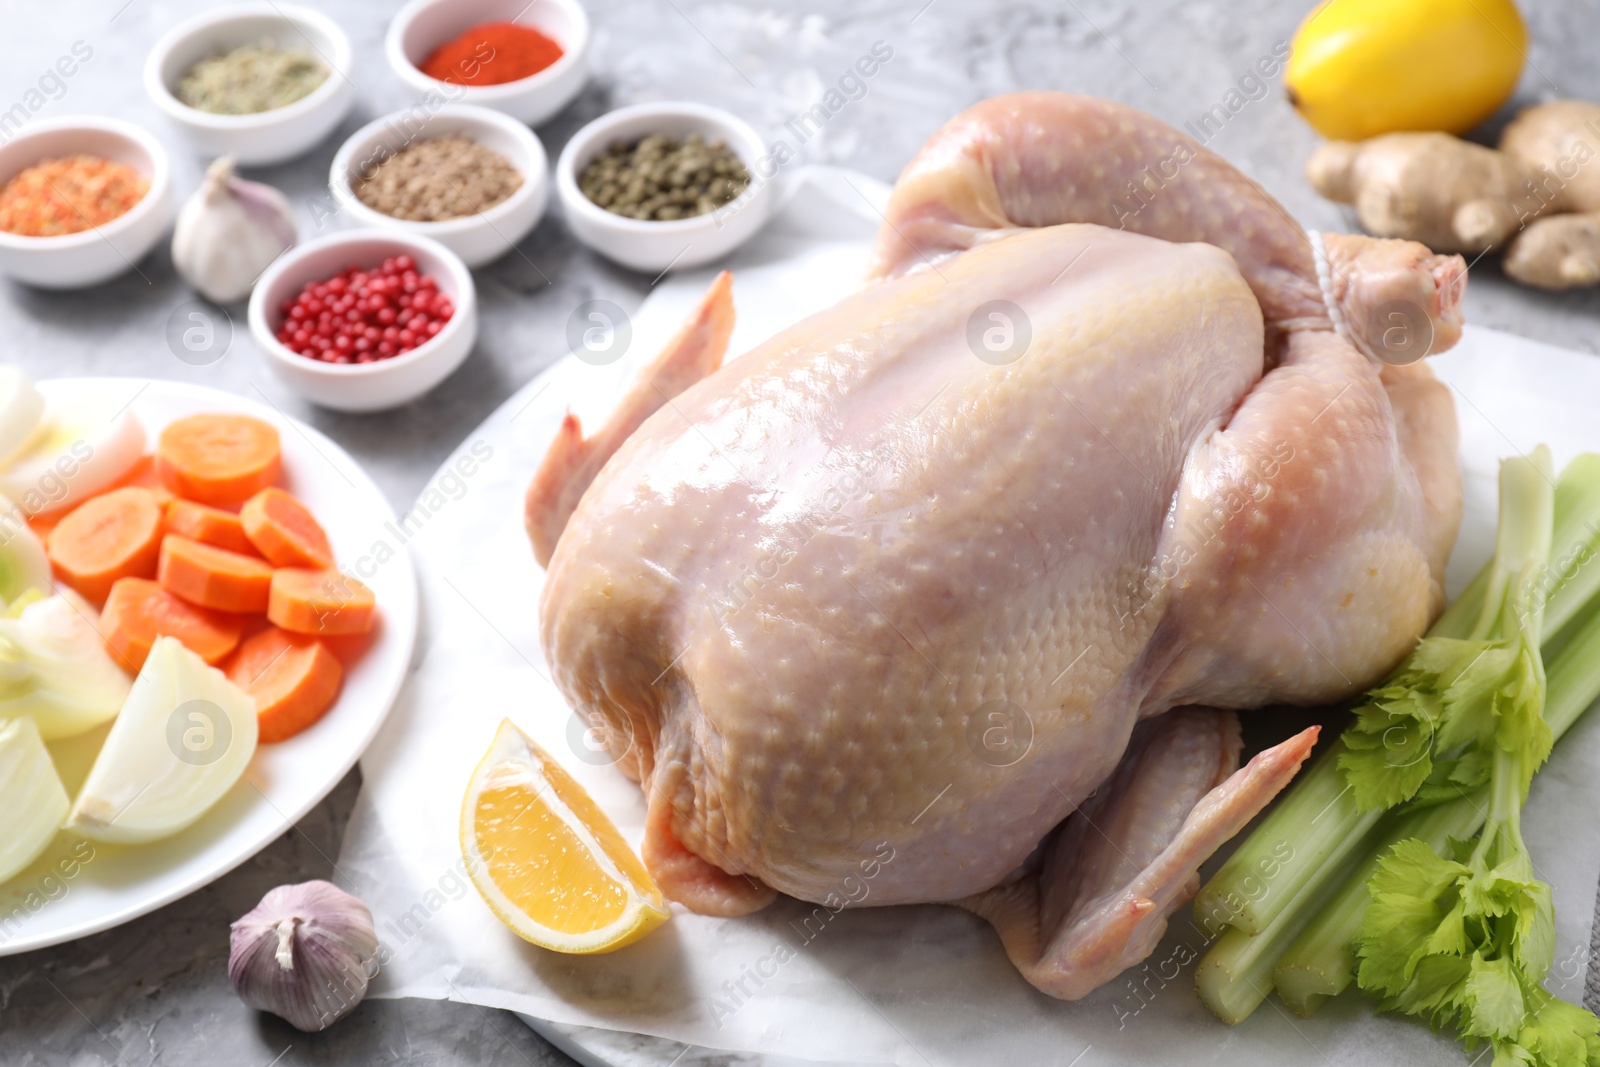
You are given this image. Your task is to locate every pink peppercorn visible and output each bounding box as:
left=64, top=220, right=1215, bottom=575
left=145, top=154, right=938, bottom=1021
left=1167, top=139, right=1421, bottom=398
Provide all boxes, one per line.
left=275, top=255, right=452, bottom=364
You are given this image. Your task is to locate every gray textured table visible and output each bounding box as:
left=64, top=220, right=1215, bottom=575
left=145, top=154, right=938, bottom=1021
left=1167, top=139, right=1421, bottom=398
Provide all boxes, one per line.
left=2, top=0, right=1598, bottom=1064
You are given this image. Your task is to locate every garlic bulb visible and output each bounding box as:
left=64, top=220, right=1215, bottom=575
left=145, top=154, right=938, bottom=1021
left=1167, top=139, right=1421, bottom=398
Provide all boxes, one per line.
left=229, top=880, right=380, bottom=1032
left=172, top=156, right=296, bottom=304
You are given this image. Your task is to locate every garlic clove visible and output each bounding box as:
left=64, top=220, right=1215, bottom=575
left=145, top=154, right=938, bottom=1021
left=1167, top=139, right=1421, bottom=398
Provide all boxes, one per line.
left=171, top=156, right=297, bottom=305
left=230, top=880, right=380, bottom=1033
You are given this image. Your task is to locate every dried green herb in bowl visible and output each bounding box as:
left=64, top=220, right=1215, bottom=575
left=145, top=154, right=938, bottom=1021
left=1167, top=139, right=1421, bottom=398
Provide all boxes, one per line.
left=578, top=133, right=750, bottom=221
left=177, top=42, right=329, bottom=115
left=353, top=136, right=524, bottom=223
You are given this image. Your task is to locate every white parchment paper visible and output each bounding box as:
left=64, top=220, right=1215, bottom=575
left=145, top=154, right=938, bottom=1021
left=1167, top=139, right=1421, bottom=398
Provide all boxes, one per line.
left=336, top=168, right=1600, bottom=1066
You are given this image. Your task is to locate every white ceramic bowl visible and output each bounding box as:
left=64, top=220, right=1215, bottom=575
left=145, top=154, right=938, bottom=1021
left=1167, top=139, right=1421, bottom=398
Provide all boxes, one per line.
left=248, top=230, right=477, bottom=412
left=386, top=0, right=589, bottom=126
left=0, top=117, right=173, bottom=290
left=556, top=102, right=773, bottom=274
left=145, top=3, right=356, bottom=166
left=329, top=105, right=548, bottom=268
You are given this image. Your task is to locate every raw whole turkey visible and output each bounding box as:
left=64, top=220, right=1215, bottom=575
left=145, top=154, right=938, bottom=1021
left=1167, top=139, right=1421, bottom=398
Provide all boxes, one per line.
left=526, top=93, right=1465, bottom=999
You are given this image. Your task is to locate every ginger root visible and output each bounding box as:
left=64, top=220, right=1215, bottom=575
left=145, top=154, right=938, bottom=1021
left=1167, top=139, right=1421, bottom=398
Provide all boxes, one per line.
left=1306, top=132, right=1547, bottom=254
left=1499, top=99, right=1600, bottom=213
left=1504, top=213, right=1600, bottom=289
left=1307, top=99, right=1600, bottom=288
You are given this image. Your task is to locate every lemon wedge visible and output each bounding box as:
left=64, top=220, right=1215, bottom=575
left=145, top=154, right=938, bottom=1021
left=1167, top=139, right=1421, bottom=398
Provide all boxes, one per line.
left=0, top=716, right=68, bottom=884
left=460, top=719, right=669, bottom=954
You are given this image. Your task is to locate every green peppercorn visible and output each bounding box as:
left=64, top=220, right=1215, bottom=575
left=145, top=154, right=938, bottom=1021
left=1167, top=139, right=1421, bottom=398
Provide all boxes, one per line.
left=577, top=133, right=751, bottom=221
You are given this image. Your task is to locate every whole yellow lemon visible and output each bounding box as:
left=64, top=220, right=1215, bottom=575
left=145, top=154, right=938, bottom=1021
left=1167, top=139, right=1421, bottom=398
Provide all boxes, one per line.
left=1286, top=0, right=1527, bottom=140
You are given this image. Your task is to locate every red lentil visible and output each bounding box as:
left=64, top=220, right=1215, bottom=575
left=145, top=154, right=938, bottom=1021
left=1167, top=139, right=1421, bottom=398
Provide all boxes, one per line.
left=0, top=154, right=149, bottom=237
left=276, top=255, right=454, bottom=365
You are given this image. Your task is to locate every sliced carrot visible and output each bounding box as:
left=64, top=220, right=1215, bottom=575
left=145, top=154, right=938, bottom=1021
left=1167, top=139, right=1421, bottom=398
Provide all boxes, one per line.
left=45, top=487, right=166, bottom=605
left=240, top=488, right=333, bottom=568
left=319, top=627, right=378, bottom=666
left=158, top=534, right=274, bottom=613
left=156, top=414, right=281, bottom=506
left=237, top=612, right=274, bottom=641
left=225, top=626, right=344, bottom=743
left=165, top=499, right=258, bottom=555
left=27, top=509, right=63, bottom=541
left=101, top=576, right=243, bottom=672
left=268, top=568, right=375, bottom=635
left=111, top=455, right=177, bottom=508
left=27, top=455, right=174, bottom=531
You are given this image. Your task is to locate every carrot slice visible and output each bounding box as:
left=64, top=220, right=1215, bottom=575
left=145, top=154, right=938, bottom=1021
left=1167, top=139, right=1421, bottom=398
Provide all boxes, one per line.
left=158, top=534, right=274, bottom=613
left=111, top=455, right=177, bottom=508
left=240, top=488, right=333, bottom=568
left=26, top=510, right=63, bottom=541
left=225, top=626, right=344, bottom=743
left=156, top=414, right=281, bottom=506
left=268, top=568, right=375, bottom=635
left=46, top=487, right=165, bottom=604
left=101, top=576, right=243, bottom=672
left=165, top=499, right=257, bottom=555
left=319, top=628, right=377, bottom=666
left=31, top=456, right=174, bottom=532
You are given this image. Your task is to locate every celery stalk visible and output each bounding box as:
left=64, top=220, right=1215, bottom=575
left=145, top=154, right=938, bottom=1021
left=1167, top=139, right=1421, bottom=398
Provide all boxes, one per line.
left=1189, top=742, right=1378, bottom=936
left=1194, top=450, right=1600, bottom=1028
left=1544, top=453, right=1600, bottom=637
left=1271, top=596, right=1600, bottom=1016
left=1197, top=822, right=1375, bottom=1022
left=1192, top=546, right=1489, bottom=937
left=1272, top=792, right=1484, bottom=1015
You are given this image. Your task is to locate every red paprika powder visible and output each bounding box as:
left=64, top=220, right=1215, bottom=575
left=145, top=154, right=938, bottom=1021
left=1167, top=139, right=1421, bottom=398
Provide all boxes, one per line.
left=420, top=22, right=564, bottom=86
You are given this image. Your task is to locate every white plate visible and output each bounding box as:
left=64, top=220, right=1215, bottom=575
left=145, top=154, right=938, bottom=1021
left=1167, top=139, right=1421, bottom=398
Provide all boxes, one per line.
left=0, top=378, right=418, bottom=956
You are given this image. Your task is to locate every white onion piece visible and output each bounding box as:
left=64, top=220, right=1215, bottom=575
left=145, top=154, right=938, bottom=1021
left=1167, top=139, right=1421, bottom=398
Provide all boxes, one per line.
left=66, top=636, right=257, bottom=844
left=0, top=716, right=68, bottom=884
left=0, top=593, right=133, bottom=741
left=0, top=395, right=145, bottom=516
left=0, top=366, right=45, bottom=468
left=0, top=491, right=53, bottom=602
